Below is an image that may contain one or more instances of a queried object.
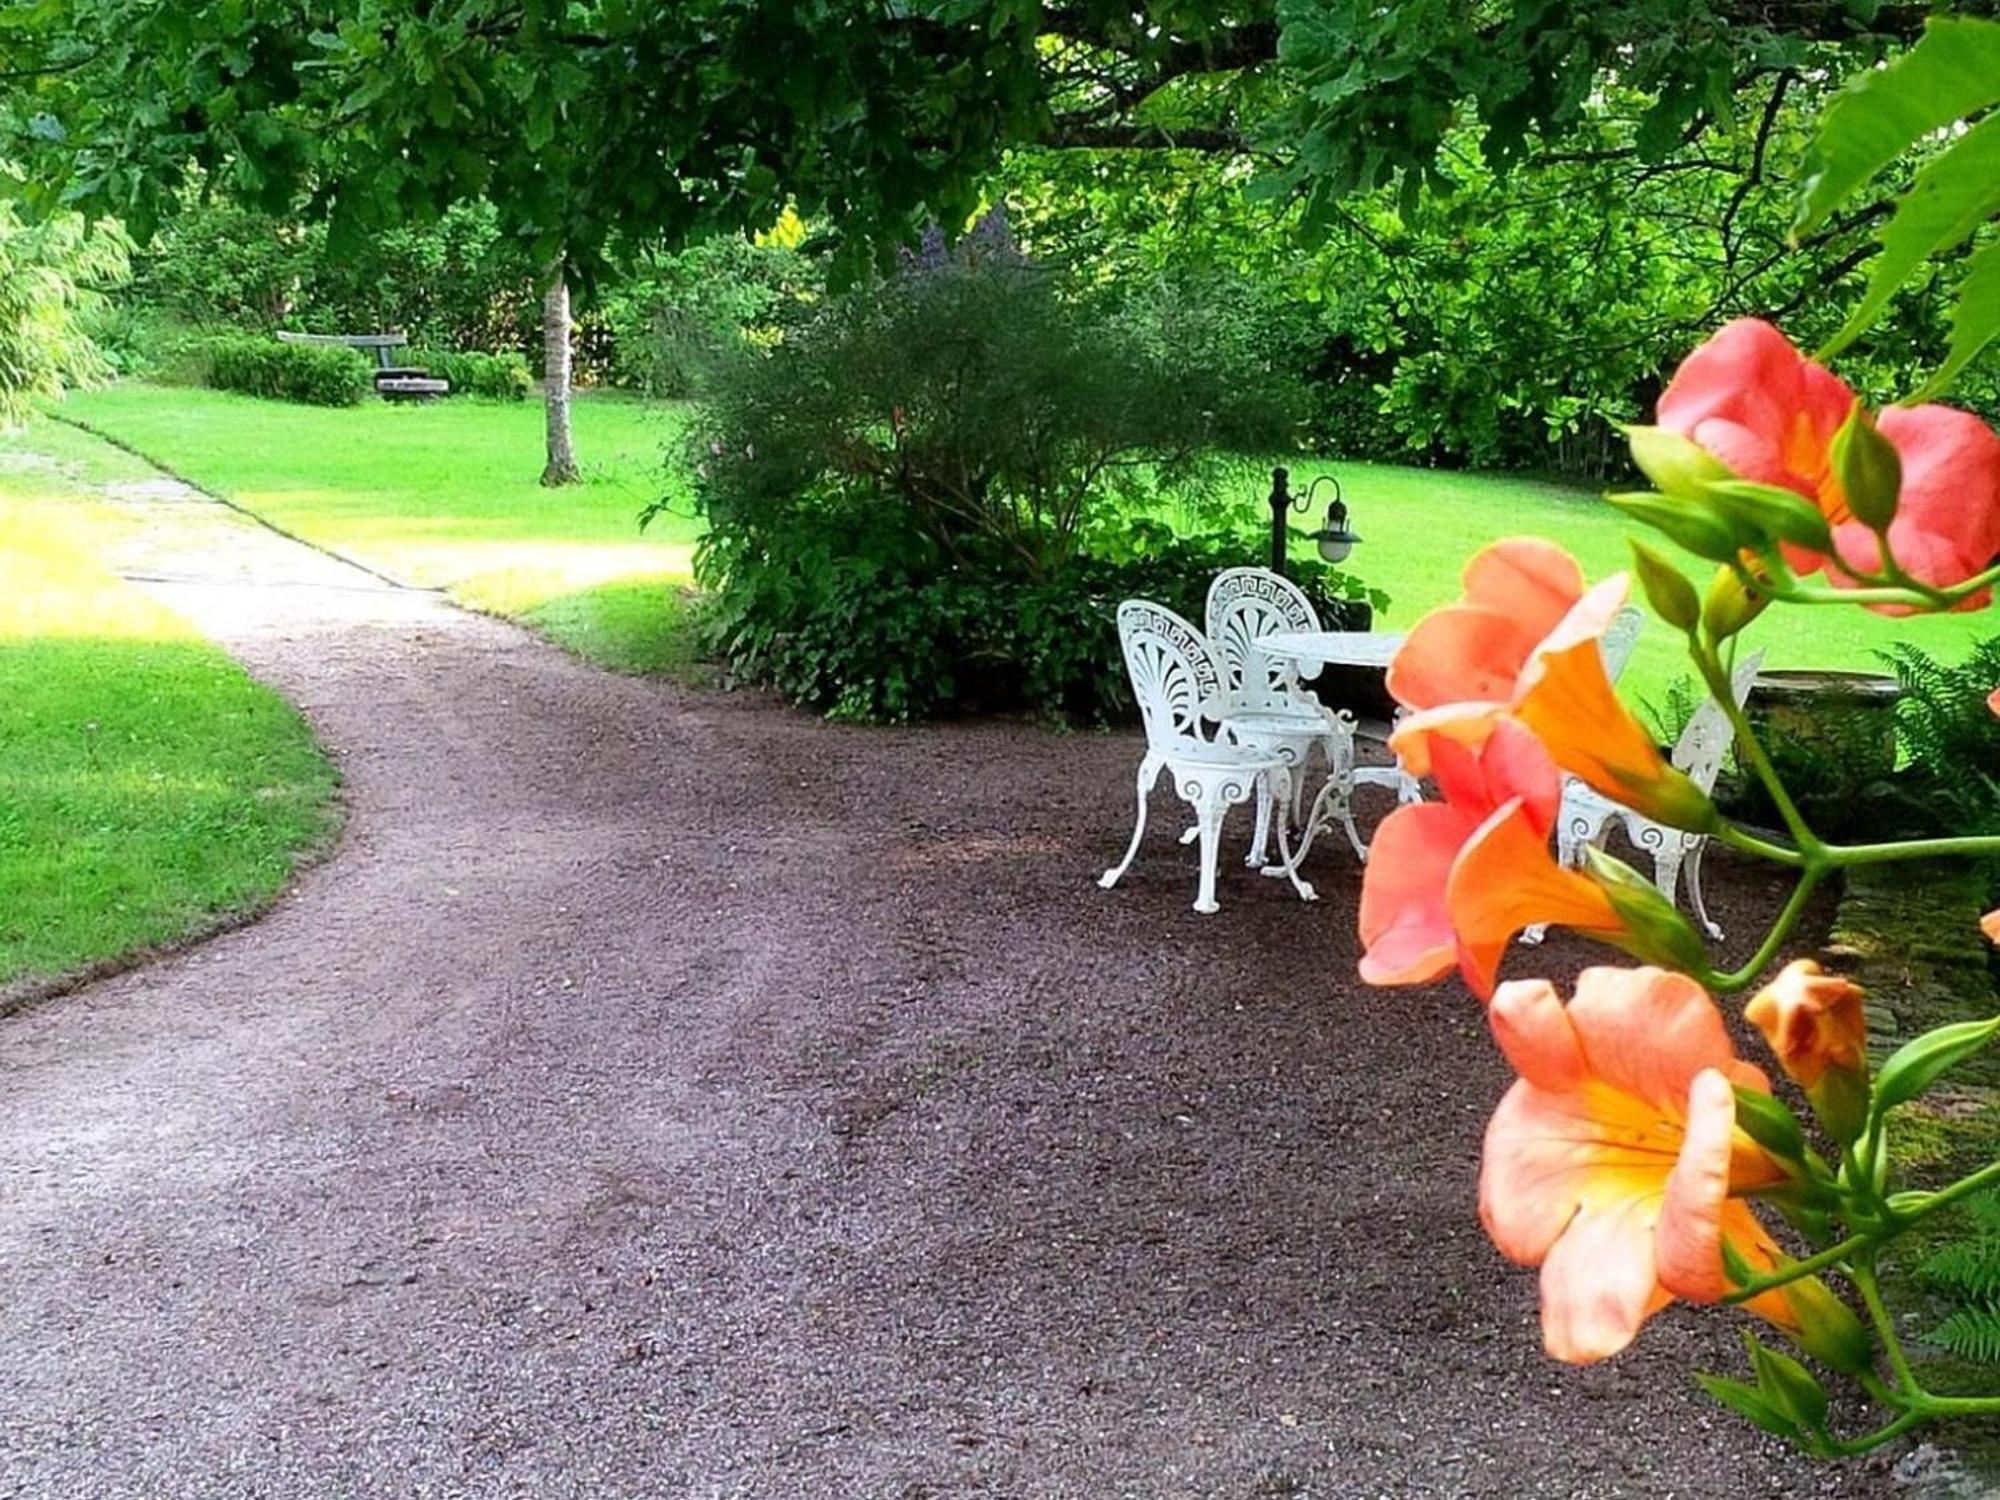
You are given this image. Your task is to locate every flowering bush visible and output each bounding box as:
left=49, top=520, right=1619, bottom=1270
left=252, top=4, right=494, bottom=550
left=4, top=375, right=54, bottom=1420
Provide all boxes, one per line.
left=1356, top=16, right=2000, bottom=1457
left=1361, top=330, right=2000, bottom=1452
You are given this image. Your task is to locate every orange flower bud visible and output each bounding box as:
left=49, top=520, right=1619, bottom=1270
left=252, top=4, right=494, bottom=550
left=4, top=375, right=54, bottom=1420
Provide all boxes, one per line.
left=1745, top=960, right=1869, bottom=1145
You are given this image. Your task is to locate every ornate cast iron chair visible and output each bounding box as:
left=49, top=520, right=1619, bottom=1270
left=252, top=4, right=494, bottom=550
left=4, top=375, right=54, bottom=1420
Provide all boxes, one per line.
left=1099, top=599, right=1318, bottom=914
left=1204, top=567, right=1366, bottom=864
left=1525, top=649, right=1763, bottom=945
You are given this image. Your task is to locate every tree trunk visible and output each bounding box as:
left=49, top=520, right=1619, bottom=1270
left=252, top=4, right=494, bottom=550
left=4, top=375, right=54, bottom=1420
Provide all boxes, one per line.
left=540, top=268, right=581, bottom=486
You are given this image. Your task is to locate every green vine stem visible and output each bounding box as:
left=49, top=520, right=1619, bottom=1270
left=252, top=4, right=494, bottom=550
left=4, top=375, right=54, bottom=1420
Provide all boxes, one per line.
left=1691, top=633, right=1820, bottom=854
left=1704, top=869, right=1823, bottom=993
left=1744, top=556, right=2000, bottom=613
left=1725, top=1156, right=2000, bottom=1306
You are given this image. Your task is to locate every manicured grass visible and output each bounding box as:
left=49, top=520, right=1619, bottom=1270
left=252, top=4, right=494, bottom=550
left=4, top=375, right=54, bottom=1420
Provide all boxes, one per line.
left=60, top=382, right=703, bottom=674
left=1282, top=457, right=1993, bottom=709
left=0, top=424, right=340, bottom=989
left=60, top=383, right=1992, bottom=707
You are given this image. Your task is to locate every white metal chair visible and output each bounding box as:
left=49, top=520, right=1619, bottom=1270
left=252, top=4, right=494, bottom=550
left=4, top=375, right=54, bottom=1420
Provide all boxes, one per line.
left=1601, top=604, right=1645, bottom=682
left=1525, top=650, right=1763, bottom=944
left=1099, top=599, right=1318, bottom=914
left=1204, top=567, right=1366, bottom=864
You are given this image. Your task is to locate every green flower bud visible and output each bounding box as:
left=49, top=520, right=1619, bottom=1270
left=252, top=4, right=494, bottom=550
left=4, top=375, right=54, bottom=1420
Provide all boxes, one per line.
left=1626, top=425, right=1733, bottom=499
left=1631, top=540, right=1700, bottom=632
left=1828, top=401, right=1902, bottom=533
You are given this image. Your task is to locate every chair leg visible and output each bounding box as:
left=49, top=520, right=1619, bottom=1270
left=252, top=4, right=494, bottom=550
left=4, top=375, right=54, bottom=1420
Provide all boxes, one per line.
left=1335, top=773, right=1368, bottom=862
left=1247, top=778, right=1274, bottom=868
left=1653, top=837, right=1685, bottom=907
left=1268, top=769, right=1317, bottom=904
left=1099, top=754, right=1162, bottom=891
left=1685, top=836, right=1722, bottom=940
left=1192, top=785, right=1230, bottom=915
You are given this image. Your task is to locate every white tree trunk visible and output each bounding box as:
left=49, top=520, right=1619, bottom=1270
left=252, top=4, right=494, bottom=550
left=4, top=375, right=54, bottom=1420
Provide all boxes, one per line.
left=540, top=268, right=580, bottom=486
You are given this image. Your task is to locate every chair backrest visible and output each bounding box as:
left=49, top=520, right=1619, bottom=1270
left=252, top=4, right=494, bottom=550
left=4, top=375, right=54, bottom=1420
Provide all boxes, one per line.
left=1115, top=599, right=1230, bottom=752
left=1206, top=567, right=1321, bottom=708
left=1601, top=605, right=1645, bottom=683
left=1672, top=650, right=1766, bottom=793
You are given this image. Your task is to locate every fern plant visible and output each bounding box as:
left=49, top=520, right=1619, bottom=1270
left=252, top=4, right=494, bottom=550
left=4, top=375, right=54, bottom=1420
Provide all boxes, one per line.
left=1921, top=1192, right=2000, bottom=1366
left=1880, top=636, right=2000, bottom=834
left=1639, top=673, right=1705, bottom=748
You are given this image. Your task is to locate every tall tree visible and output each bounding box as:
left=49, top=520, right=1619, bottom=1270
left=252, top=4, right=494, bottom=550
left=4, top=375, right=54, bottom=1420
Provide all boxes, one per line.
left=539, top=265, right=579, bottom=486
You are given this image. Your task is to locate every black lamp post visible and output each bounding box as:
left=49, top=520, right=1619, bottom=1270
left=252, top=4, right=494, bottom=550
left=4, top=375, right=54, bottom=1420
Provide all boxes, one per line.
left=1268, top=466, right=1361, bottom=572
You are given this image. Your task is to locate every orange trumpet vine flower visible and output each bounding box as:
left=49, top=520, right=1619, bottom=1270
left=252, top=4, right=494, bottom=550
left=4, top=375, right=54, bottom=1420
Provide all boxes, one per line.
left=1745, top=960, right=1869, bottom=1146
left=1360, top=722, right=1646, bottom=1000
left=1480, top=968, right=1867, bottom=1367
left=1657, top=319, right=2000, bottom=611
left=1386, top=539, right=1714, bottom=831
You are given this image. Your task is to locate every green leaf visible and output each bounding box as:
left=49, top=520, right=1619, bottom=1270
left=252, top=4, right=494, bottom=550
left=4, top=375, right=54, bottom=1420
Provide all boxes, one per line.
left=1630, top=540, right=1699, bottom=632
left=1822, top=113, right=2000, bottom=357
left=1875, top=1014, right=2000, bottom=1113
left=1732, top=1085, right=1807, bottom=1163
left=1700, top=479, right=1835, bottom=554
left=1695, top=1372, right=1800, bottom=1441
left=1605, top=491, right=1745, bottom=564
left=1747, top=1331, right=1831, bottom=1432
left=1721, top=1235, right=1759, bottom=1290
left=1914, top=236, right=2000, bottom=401
left=1796, top=16, right=2000, bottom=236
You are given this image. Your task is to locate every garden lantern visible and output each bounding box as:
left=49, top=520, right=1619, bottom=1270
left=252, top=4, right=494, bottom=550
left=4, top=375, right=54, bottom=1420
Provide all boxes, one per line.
left=1268, top=466, right=1361, bottom=571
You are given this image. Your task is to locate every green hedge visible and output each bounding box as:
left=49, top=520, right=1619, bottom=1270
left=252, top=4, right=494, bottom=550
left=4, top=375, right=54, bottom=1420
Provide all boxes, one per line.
left=409, top=347, right=532, bottom=400
left=203, top=336, right=373, bottom=406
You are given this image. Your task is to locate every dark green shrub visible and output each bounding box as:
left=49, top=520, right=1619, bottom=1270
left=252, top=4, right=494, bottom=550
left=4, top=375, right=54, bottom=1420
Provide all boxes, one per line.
left=409, top=347, right=532, bottom=400
left=669, top=216, right=1351, bottom=721
left=600, top=235, right=813, bottom=398
left=202, top=336, right=373, bottom=406
left=686, top=221, right=1300, bottom=568
left=131, top=198, right=540, bottom=356
left=695, top=509, right=1379, bottom=724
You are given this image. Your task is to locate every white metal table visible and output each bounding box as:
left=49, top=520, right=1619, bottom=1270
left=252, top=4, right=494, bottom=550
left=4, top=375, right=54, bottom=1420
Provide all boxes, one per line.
left=1255, top=629, right=1406, bottom=673
left=1246, top=631, right=1415, bottom=872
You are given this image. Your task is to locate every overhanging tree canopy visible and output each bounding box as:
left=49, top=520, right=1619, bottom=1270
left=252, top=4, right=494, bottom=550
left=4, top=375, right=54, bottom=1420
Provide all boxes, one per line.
left=2, top=0, right=1970, bottom=275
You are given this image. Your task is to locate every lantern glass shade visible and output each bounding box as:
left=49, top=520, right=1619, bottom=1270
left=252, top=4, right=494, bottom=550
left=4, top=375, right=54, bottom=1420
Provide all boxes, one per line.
left=1317, top=534, right=1353, bottom=564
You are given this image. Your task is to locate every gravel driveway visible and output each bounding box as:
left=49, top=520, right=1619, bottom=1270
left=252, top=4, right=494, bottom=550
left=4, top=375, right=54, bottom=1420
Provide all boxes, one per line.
left=0, top=469, right=1897, bottom=1498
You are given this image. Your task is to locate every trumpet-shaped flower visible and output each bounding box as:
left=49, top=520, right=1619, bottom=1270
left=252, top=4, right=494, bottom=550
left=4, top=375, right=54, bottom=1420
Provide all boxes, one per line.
left=1745, top=960, right=1866, bottom=1091
left=1359, top=723, right=1640, bottom=999
left=1480, top=968, right=1860, bottom=1365
left=1658, top=319, right=2000, bottom=610
left=1385, top=539, right=1713, bottom=829
left=1984, top=909, right=2000, bottom=946
left=1745, top=960, right=1870, bottom=1145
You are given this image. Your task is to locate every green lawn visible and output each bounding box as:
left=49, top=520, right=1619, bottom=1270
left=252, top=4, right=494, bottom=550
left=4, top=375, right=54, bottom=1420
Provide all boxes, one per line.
left=60, top=382, right=704, bottom=673
left=0, top=422, right=340, bottom=990
left=1280, top=456, right=1992, bottom=711
left=56, top=383, right=1992, bottom=708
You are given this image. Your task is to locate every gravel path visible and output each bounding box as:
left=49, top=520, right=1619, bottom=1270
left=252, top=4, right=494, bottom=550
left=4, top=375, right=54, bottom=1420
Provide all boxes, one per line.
left=0, top=471, right=1898, bottom=1498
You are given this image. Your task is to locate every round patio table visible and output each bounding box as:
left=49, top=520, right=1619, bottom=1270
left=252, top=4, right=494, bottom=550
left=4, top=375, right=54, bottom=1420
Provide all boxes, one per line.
left=1254, top=629, right=1405, bottom=673
left=1244, top=630, right=1416, bottom=876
